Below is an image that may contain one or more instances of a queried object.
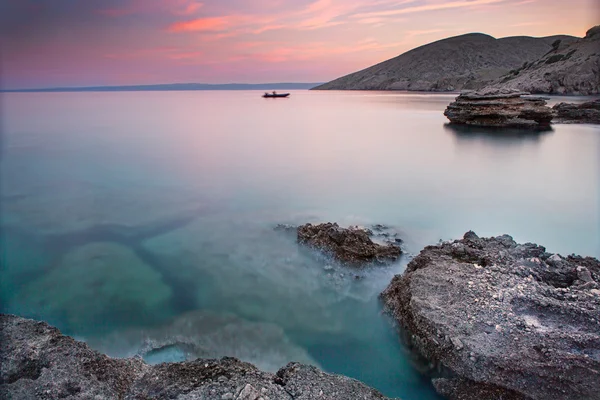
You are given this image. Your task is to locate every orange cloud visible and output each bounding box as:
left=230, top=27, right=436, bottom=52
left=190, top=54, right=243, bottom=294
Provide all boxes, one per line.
left=168, top=51, right=204, bottom=60
left=168, top=17, right=232, bottom=32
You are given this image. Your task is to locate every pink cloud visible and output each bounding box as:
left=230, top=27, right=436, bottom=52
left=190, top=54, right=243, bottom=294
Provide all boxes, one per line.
left=172, top=1, right=204, bottom=16
left=351, top=0, right=505, bottom=19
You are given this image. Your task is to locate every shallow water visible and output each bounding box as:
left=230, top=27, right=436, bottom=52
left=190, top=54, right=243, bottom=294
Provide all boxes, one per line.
left=1, top=90, right=598, bottom=399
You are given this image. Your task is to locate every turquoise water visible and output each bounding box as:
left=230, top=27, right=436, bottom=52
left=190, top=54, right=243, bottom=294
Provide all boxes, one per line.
left=1, top=91, right=598, bottom=398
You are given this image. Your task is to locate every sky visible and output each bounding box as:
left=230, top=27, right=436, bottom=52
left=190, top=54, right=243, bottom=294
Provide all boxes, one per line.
left=0, top=0, right=597, bottom=89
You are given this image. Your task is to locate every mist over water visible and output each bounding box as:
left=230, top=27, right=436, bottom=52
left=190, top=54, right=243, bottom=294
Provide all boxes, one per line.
left=1, top=91, right=598, bottom=399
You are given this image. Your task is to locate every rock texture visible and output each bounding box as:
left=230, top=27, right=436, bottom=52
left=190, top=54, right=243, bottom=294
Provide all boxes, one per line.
left=443, top=89, right=555, bottom=129
left=488, top=26, right=600, bottom=95
left=297, top=223, right=401, bottom=266
left=0, top=314, right=391, bottom=400
left=381, top=231, right=600, bottom=400
left=313, top=33, right=575, bottom=91
left=552, top=99, right=600, bottom=124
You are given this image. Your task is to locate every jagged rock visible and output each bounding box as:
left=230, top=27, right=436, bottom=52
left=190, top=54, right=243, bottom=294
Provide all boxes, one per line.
left=297, top=223, right=401, bottom=266
left=0, top=314, right=391, bottom=400
left=444, top=88, right=555, bottom=129
left=552, top=99, right=600, bottom=124
left=380, top=231, right=600, bottom=400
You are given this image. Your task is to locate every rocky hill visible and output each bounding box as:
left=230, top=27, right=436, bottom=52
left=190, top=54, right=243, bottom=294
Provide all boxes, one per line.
left=313, top=33, right=576, bottom=91
left=486, top=26, right=600, bottom=95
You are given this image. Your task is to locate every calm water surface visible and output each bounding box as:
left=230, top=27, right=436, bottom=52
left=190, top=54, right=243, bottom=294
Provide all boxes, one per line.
left=1, top=91, right=598, bottom=399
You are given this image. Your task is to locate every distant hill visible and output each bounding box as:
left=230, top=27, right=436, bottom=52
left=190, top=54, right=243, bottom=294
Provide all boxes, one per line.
left=486, top=26, right=600, bottom=95
left=1, top=82, right=323, bottom=93
left=313, top=33, right=577, bottom=92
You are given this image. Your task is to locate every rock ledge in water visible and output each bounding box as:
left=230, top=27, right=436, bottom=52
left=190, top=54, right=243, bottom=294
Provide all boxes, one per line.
left=380, top=231, right=600, bottom=400
left=297, top=222, right=402, bottom=266
left=444, top=88, right=555, bottom=129
left=0, top=314, right=390, bottom=399
left=552, top=99, right=600, bottom=124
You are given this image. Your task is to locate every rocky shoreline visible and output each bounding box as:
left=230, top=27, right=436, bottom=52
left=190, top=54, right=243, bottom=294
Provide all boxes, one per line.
left=0, top=314, right=390, bottom=400
left=3, top=227, right=600, bottom=400
left=381, top=231, right=600, bottom=400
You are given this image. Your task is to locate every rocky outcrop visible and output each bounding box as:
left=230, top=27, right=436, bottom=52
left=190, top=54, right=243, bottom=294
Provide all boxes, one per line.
left=0, top=314, right=391, bottom=400
left=552, top=99, right=600, bottom=124
left=488, top=26, right=600, bottom=95
left=444, top=89, right=555, bottom=129
left=380, top=231, right=600, bottom=400
left=297, top=223, right=401, bottom=266
left=313, top=33, right=576, bottom=91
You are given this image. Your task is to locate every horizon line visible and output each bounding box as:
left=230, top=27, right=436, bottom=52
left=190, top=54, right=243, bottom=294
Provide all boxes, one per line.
left=1, top=82, right=325, bottom=93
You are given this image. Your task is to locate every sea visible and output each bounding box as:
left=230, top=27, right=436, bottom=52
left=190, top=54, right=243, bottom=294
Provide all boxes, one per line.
left=1, top=90, right=598, bottom=399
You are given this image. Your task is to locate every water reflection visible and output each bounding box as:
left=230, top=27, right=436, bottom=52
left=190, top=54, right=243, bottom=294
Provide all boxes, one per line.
left=444, top=123, right=553, bottom=146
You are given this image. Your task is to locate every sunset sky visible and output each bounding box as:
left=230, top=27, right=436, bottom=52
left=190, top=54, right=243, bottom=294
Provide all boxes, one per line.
left=1, top=0, right=597, bottom=89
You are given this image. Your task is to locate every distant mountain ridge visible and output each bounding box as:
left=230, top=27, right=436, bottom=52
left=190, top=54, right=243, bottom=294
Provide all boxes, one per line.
left=486, top=26, right=600, bottom=95
left=313, top=32, right=578, bottom=92
left=1, top=82, right=323, bottom=93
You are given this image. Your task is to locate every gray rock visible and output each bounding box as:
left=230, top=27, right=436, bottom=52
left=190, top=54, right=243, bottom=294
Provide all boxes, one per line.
left=577, top=266, right=594, bottom=283
left=297, top=222, right=401, bottom=266
left=380, top=232, right=600, bottom=400
left=553, top=99, right=600, bottom=124
left=444, top=89, right=555, bottom=129
left=0, top=314, right=393, bottom=400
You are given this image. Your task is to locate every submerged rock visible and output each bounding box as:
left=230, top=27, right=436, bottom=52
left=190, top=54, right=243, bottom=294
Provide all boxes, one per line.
left=89, top=310, right=317, bottom=373
left=297, top=223, right=402, bottom=266
left=552, top=99, right=600, bottom=124
left=14, top=242, right=172, bottom=332
left=381, top=231, right=600, bottom=400
left=444, top=88, right=555, bottom=129
left=0, top=314, right=390, bottom=400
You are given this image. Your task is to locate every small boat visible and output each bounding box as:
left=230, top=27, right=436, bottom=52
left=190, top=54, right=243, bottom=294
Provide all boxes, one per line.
left=263, top=91, right=290, bottom=98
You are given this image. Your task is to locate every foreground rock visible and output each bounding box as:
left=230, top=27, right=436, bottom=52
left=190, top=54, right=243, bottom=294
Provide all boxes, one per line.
left=444, top=88, right=555, bottom=129
left=0, top=314, right=391, bottom=400
left=552, top=99, right=600, bottom=124
left=381, top=231, right=600, bottom=400
left=297, top=223, right=402, bottom=266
